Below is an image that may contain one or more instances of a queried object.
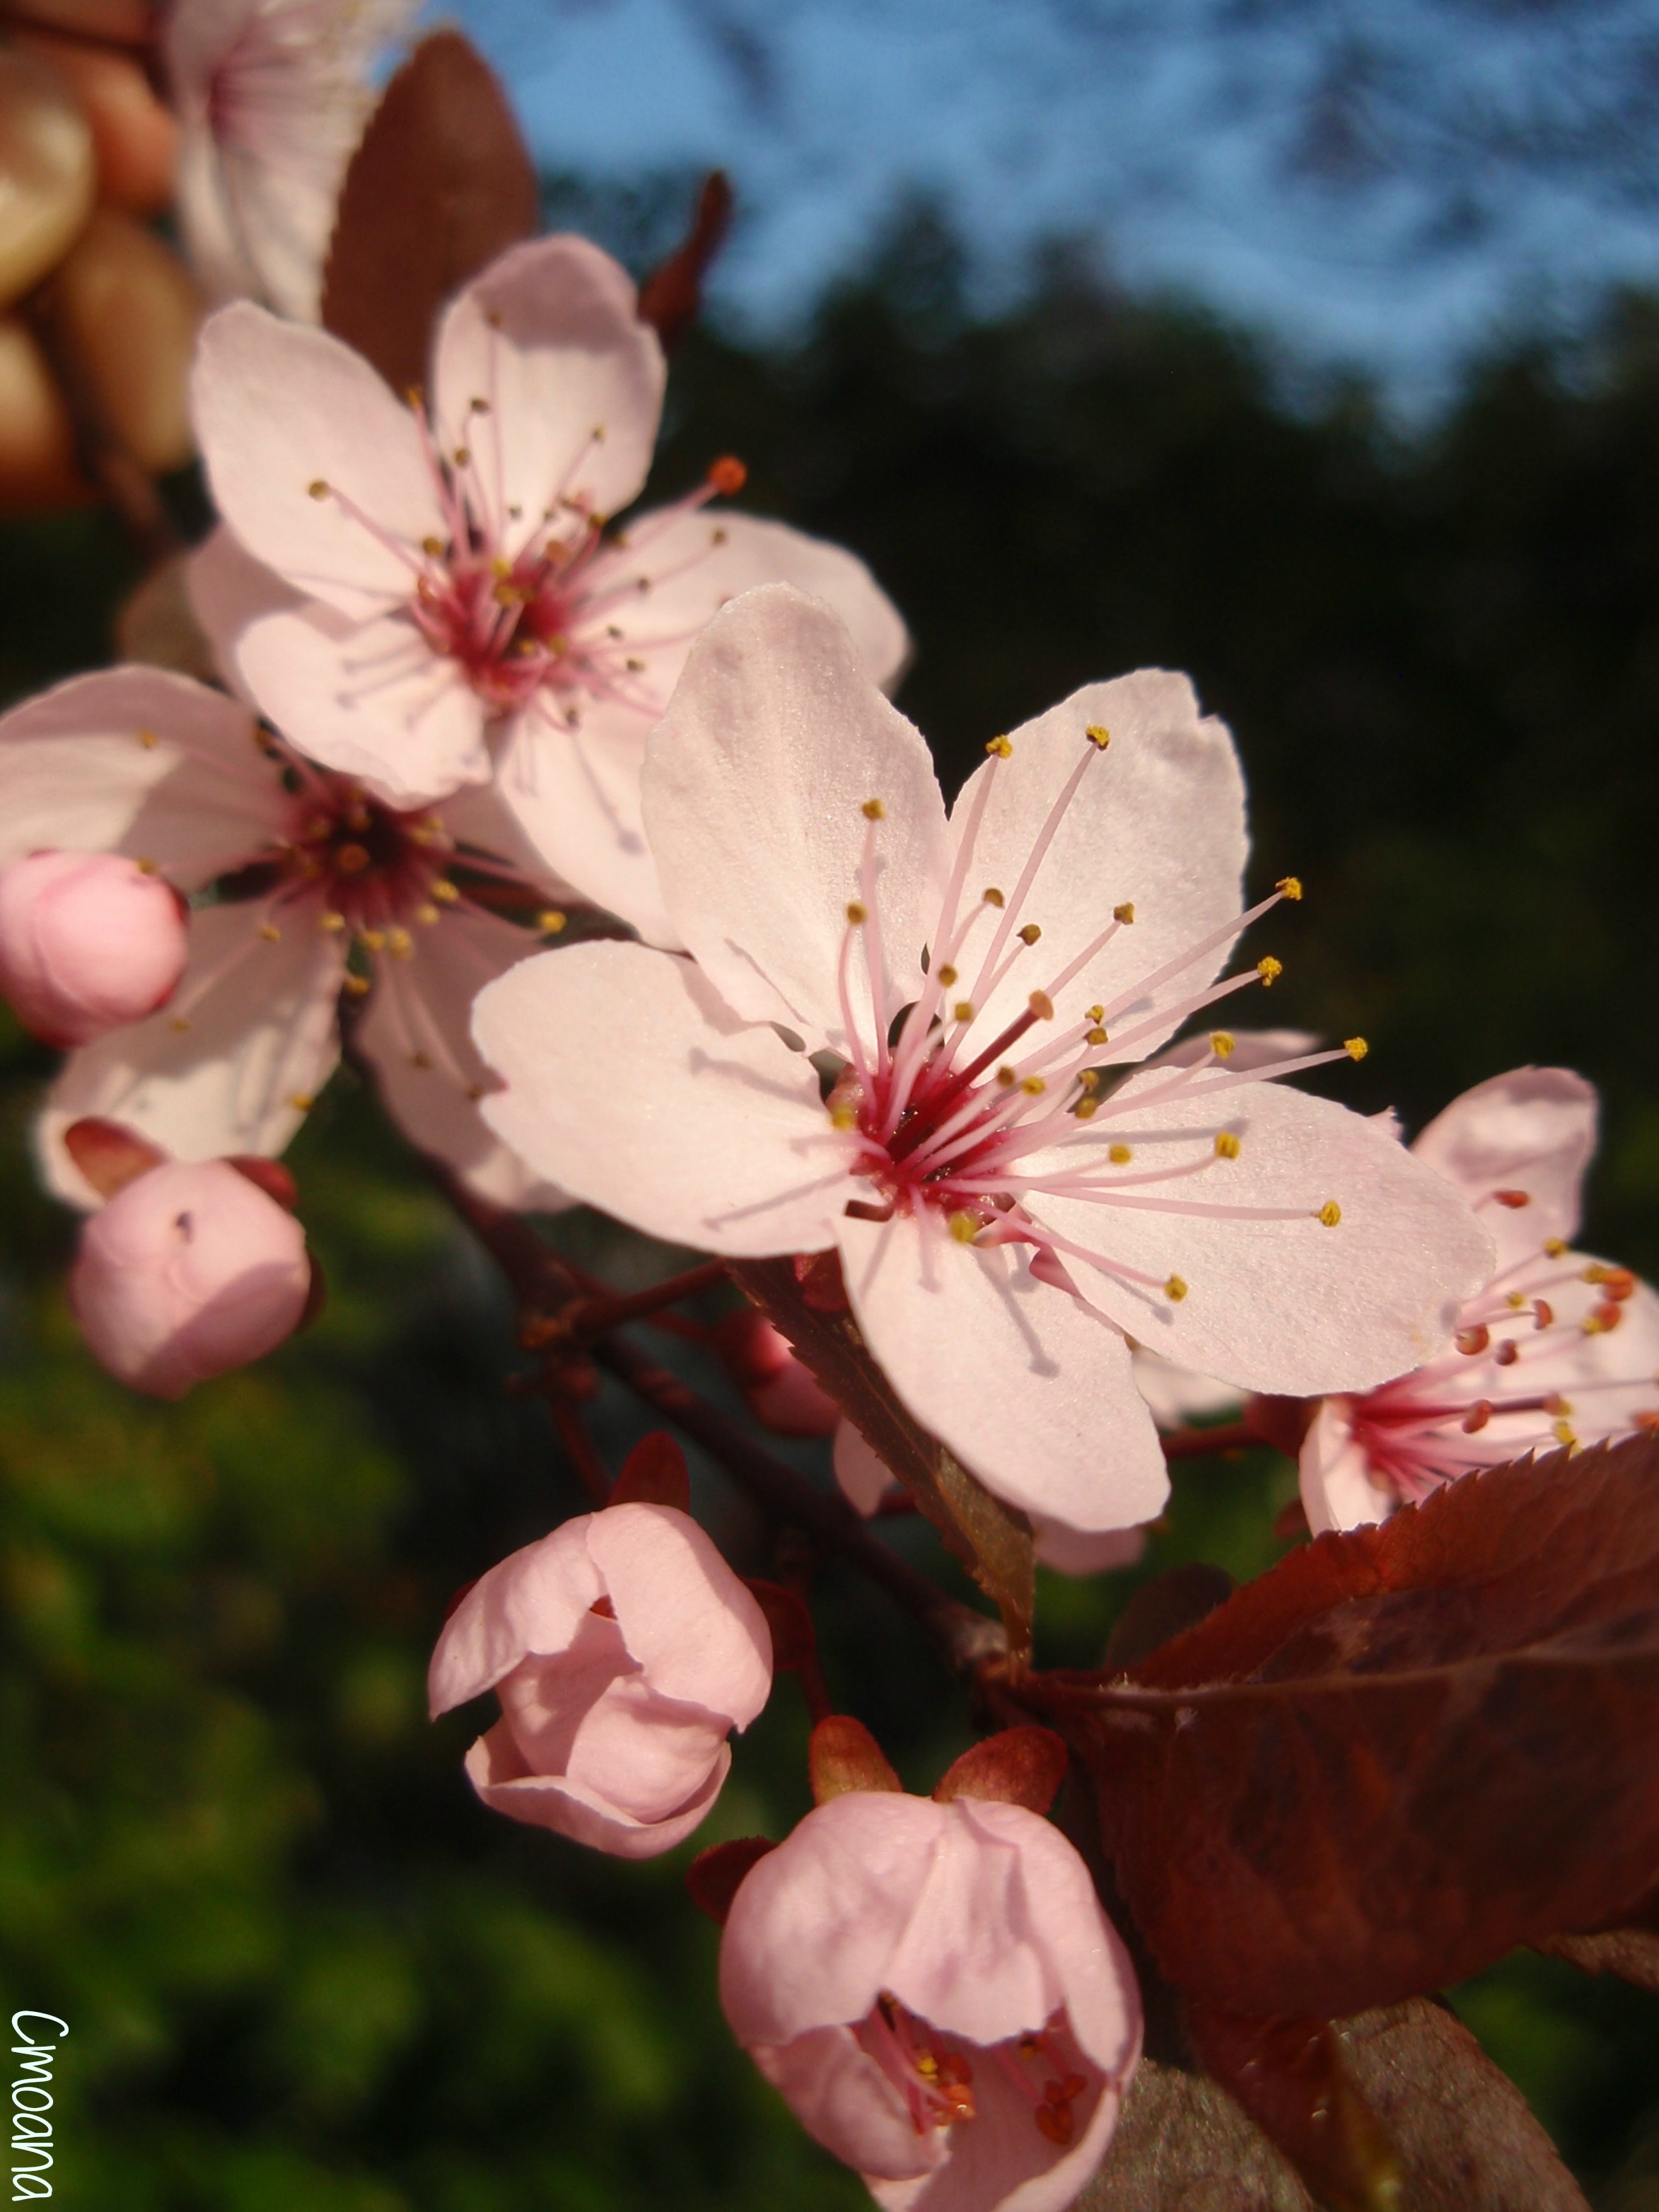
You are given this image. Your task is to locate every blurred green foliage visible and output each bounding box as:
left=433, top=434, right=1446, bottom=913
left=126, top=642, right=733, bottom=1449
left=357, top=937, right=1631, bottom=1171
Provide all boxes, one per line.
left=4, top=215, right=1659, bottom=2204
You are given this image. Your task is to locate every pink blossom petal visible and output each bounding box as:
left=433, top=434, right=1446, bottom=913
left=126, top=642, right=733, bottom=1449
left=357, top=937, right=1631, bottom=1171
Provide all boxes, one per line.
left=356, top=905, right=571, bottom=1213
left=1028, top=1517, right=1148, bottom=1576
left=495, top=1612, right=639, bottom=1771
left=193, top=303, right=443, bottom=617
left=0, top=668, right=284, bottom=886
left=37, top=901, right=343, bottom=1206
left=562, top=1673, right=733, bottom=1822
left=834, top=1419, right=895, bottom=1517
left=236, top=603, right=489, bottom=805
left=473, top=941, right=854, bottom=1256
left=948, top=672, right=1246, bottom=1053
left=432, top=236, right=665, bottom=557
left=1299, top=1396, right=1399, bottom=1534
left=587, top=1501, right=772, bottom=1724
left=642, top=584, right=950, bottom=1044
left=1129, top=1348, right=1240, bottom=1429
left=836, top=1212, right=1170, bottom=1535
left=0, top=853, right=189, bottom=1048
left=494, top=709, right=674, bottom=944
left=881, top=1810, right=1064, bottom=2047
left=1030, top=1071, right=1494, bottom=1395
left=429, top=1516, right=603, bottom=1713
left=186, top=524, right=303, bottom=702
left=753, top=2027, right=942, bottom=2184
left=867, top=2064, right=1126, bottom=2212
left=1411, top=1066, right=1596, bottom=1272
left=464, top=1718, right=730, bottom=1858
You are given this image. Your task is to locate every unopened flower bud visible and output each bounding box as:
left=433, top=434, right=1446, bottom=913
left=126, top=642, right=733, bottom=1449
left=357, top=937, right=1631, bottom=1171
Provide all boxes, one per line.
left=715, top=1309, right=839, bottom=1438
left=0, top=849, right=187, bottom=1045
left=69, top=1156, right=311, bottom=1398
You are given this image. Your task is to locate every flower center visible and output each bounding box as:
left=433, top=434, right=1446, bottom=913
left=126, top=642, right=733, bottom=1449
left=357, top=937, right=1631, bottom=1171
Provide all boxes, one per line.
left=857, top=1996, right=1093, bottom=2150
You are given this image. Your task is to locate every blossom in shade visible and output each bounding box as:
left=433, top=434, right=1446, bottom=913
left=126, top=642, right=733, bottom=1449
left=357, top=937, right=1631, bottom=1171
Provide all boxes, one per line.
left=716, top=1310, right=842, bottom=1438
left=0, top=849, right=188, bottom=1046
left=165, top=0, right=417, bottom=321
left=429, top=1503, right=773, bottom=1859
left=71, top=1152, right=312, bottom=1397
left=474, top=584, right=1492, bottom=1539
left=1300, top=1066, right=1659, bottom=1532
left=189, top=235, right=908, bottom=941
left=0, top=664, right=571, bottom=1210
left=719, top=1789, right=1141, bottom=2212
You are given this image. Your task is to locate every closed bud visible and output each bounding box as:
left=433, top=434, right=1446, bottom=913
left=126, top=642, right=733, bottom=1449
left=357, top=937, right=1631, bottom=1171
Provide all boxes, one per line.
left=0, top=849, right=187, bottom=1045
left=69, top=1156, right=311, bottom=1398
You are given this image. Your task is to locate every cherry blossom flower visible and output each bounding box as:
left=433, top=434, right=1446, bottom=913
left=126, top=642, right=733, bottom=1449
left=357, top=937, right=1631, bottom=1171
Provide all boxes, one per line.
left=1300, top=1066, right=1659, bottom=1532
left=474, top=584, right=1493, bottom=1539
left=716, top=1308, right=842, bottom=1438
left=429, top=1502, right=773, bottom=1859
left=71, top=1151, right=313, bottom=1397
left=189, top=234, right=908, bottom=942
left=165, top=0, right=417, bottom=321
left=0, top=849, right=188, bottom=1046
left=0, top=664, right=571, bottom=1209
left=719, top=1789, right=1141, bottom=2212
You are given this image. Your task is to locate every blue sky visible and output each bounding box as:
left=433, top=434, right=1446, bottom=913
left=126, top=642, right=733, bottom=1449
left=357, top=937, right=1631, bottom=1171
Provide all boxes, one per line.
left=461, top=0, right=1659, bottom=411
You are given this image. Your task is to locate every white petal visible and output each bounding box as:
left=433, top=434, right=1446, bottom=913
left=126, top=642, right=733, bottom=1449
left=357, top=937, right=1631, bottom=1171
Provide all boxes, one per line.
left=1299, top=1397, right=1397, bottom=1534
left=192, top=303, right=442, bottom=616
left=1129, top=1347, right=1242, bottom=1428
left=236, top=603, right=489, bottom=805
left=0, top=668, right=285, bottom=886
left=357, top=907, right=571, bottom=1212
left=1031, top=1071, right=1494, bottom=1397
left=836, top=1211, right=1170, bottom=1532
left=472, top=940, right=856, bottom=1255
left=494, top=707, right=675, bottom=943
left=644, top=584, right=950, bottom=1043
left=948, top=671, right=1247, bottom=1054
left=186, top=524, right=301, bottom=702
left=37, top=900, right=342, bottom=1206
left=1411, top=1066, right=1597, bottom=1273
left=432, top=236, right=665, bottom=557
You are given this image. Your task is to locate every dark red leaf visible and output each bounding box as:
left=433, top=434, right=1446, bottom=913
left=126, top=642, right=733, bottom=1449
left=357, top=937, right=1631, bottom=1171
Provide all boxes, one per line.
left=743, top=1578, right=817, bottom=1673
left=1185, top=2005, right=1400, bottom=2212
left=933, top=1726, right=1067, bottom=1815
left=637, top=169, right=733, bottom=349
left=63, top=1114, right=163, bottom=1198
left=609, top=1431, right=691, bottom=1512
left=1539, top=1882, right=1659, bottom=1990
left=1077, top=2056, right=1315, bottom=2211
left=809, top=1713, right=901, bottom=1803
left=1104, top=1564, right=1235, bottom=1671
left=321, top=29, right=539, bottom=395
left=1049, top=1440, right=1659, bottom=2018
left=686, top=1836, right=775, bottom=1925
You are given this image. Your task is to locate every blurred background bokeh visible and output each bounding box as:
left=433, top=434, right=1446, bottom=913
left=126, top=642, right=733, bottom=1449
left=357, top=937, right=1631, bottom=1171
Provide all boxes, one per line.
left=5, top=1, right=1659, bottom=2203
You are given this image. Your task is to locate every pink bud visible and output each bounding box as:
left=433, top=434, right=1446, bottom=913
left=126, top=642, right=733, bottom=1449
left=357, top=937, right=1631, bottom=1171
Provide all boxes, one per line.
left=0, top=849, right=187, bottom=1047
left=68, top=1158, right=311, bottom=1398
left=429, top=1502, right=774, bottom=1860
left=718, top=1791, right=1142, bottom=2211
left=715, top=1310, right=839, bottom=1437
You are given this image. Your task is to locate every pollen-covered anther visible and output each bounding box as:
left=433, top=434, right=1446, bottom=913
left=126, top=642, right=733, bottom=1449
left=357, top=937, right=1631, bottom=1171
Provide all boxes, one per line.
left=985, top=735, right=1013, bottom=759
left=707, top=455, right=746, bottom=494
left=936, top=965, right=958, bottom=989
left=1494, top=1339, right=1520, bottom=1367
left=1344, top=1037, right=1368, bottom=1061
left=414, top=903, right=440, bottom=925
left=1584, top=1301, right=1625, bottom=1335
left=540, top=910, right=568, bottom=935
left=983, top=887, right=1006, bottom=908
left=385, top=927, right=412, bottom=959
left=861, top=798, right=885, bottom=820
left=1257, top=956, right=1283, bottom=986
left=320, top=911, right=346, bottom=933
left=1084, top=724, right=1111, bottom=749
left=1544, top=1393, right=1572, bottom=1417
left=1462, top=1400, right=1493, bottom=1433
left=307, top=478, right=329, bottom=499
left=431, top=880, right=460, bottom=904
left=1076, top=1069, right=1100, bottom=1094
left=953, top=1001, right=974, bottom=1023
left=1085, top=1025, right=1109, bottom=1045
left=1073, top=1098, right=1099, bottom=1119
left=996, top=1065, right=1017, bottom=1088
left=1211, top=1030, right=1235, bottom=1059
left=828, top=1100, right=858, bottom=1129
left=1506, top=1291, right=1525, bottom=1309
left=1276, top=875, right=1303, bottom=900
left=948, top=1212, right=983, bottom=1243
left=1109, top=1143, right=1131, bottom=1164
left=1112, top=902, right=1134, bottom=925
left=359, top=928, right=385, bottom=953
left=1533, top=1298, right=1554, bottom=1329
left=1164, top=1275, right=1189, bottom=1303
left=1544, top=1237, right=1568, bottom=1258
left=1455, top=1324, right=1491, bottom=1356
left=137, top=727, right=158, bottom=749
left=1021, top=1076, right=1046, bottom=1095
left=1028, top=990, right=1054, bottom=1020
left=1494, top=1188, right=1530, bottom=1209
left=1318, top=1201, right=1342, bottom=1227
left=1553, top=1419, right=1579, bottom=1450
left=258, top=923, right=281, bottom=943
left=1213, top=1131, right=1240, bottom=1159
left=421, top=535, right=444, bottom=557
left=1018, top=923, right=1042, bottom=946
left=846, top=900, right=867, bottom=926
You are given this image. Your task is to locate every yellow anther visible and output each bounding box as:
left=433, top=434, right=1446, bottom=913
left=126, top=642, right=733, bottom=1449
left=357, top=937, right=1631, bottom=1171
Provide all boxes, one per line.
left=491, top=557, right=513, bottom=578
left=1344, top=1037, right=1368, bottom=1061
left=997, top=1065, right=1017, bottom=1088
left=342, top=974, right=371, bottom=997
left=414, top=903, right=440, bottom=925
left=1076, top=1069, right=1100, bottom=1092
left=982, top=887, right=1006, bottom=908
left=1085, top=724, right=1111, bottom=749
left=1086, top=1005, right=1105, bottom=1023
left=625, top=657, right=646, bottom=673
left=1113, top=902, right=1135, bottom=925
left=539, top=910, right=568, bottom=935
left=410, top=1051, right=432, bottom=1069
left=136, top=858, right=157, bottom=873
left=1582, top=1263, right=1609, bottom=1283
left=937, top=964, right=958, bottom=988
left=385, top=927, right=412, bottom=959
left=1210, top=1030, right=1235, bottom=1059
left=1276, top=875, right=1303, bottom=900
left=1028, top=989, right=1054, bottom=1020
left=137, top=727, right=158, bottom=749
left=470, top=396, right=491, bottom=414
left=1018, top=923, right=1042, bottom=946
left=1257, top=956, right=1283, bottom=986
left=953, top=1000, right=974, bottom=1023
left=1544, top=1238, right=1568, bottom=1258
left=1085, top=1026, right=1109, bottom=1046
left=862, top=798, right=886, bottom=820
left=1552, top=1419, right=1578, bottom=1450
left=1506, top=1291, right=1525, bottom=1309
left=829, top=1101, right=858, bottom=1129
left=1020, top=1076, right=1047, bottom=1095
left=1109, top=1143, right=1132, bottom=1164
left=985, top=735, right=1013, bottom=758
left=1164, top=1275, right=1189, bottom=1303
left=1214, top=1131, right=1240, bottom=1159
left=1318, top=1201, right=1342, bottom=1227
left=453, top=446, right=471, bottom=467
left=846, top=900, right=868, bottom=925
left=360, top=928, right=385, bottom=952
left=320, top=911, right=346, bottom=932
left=288, top=1093, right=315, bottom=1112
left=948, top=1212, right=982, bottom=1242
left=432, top=880, right=460, bottom=904
left=421, top=535, right=445, bottom=557
left=307, top=479, right=329, bottom=499
left=169, top=1015, right=191, bottom=1032
left=258, top=923, right=281, bottom=943
left=1073, top=1098, right=1099, bottom=1119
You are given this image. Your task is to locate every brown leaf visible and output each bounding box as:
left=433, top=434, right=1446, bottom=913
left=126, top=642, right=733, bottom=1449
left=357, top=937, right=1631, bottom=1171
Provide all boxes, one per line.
left=1185, top=2005, right=1400, bottom=2212
left=320, top=29, right=539, bottom=395
left=1077, top=2056, right=1314, bottom=2211
left=1539, top=1882, right=1659, bottom=1991
left=727, top=1257, right=1035, bottom=1659
left=933, top=1726, right=1067, bottom=1814
left=1048, top=1440, right=1659, bottom=2018
left=1104, top=1564, right=1235, bottom=1671
left=637, top=169, right=733, bottom=349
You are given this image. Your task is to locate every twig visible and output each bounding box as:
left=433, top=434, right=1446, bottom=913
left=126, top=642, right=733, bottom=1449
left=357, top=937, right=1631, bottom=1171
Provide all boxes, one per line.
left=1160, top=1420, right=1259, bottom=1460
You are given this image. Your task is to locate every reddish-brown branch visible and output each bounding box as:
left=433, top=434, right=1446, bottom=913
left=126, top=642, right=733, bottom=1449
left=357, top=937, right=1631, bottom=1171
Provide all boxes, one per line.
left=1160, top=1420, right=1259, bottom=1461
